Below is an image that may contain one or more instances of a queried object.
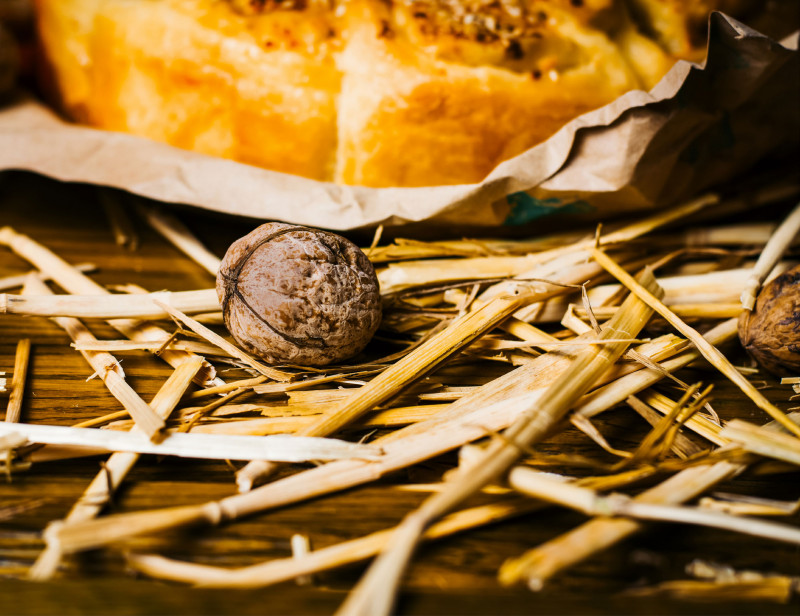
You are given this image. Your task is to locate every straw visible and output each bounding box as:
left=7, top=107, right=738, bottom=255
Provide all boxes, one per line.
left=152, top=300, right=292, bottom=382
left=0, top=423, right=383, bottom=463
left=591, top=248, right=800, bottom=439
left=187, top=376, right=267, bottom=399
left=527, top=265, right=791, bottom=324
left=42, top=278, right=689, bottom=556
left=0, top=263, right=96, bottom=292
left=71, top=339, right=233, bottom=357
left=97, top=188, right=139, bottom=250
left=699, top=493, right=800, bottom=516
left=573, top=317, right=739, bottom=420
left=4, top=338, right=31, bottom=424
left=498, top=460, right=743, bottom=589
left=720, top=419, right=800, bottom=466
left=497, top=411, right=800, bottom=589
left=366, top=233, right=587, bottom=264
left=740, top=202, right=800, bottom=310
left=113, top=404, right=452, bottom=437
left=126, top=498, right=539, bottom=588
left=506, top=467, right=800, bottom=544
left=136, top=203, right=221, bottom=276
left=0, top=226, right=219, bottom=386
left=335, top=270, right=661, bottom=616
left=21, top=275, right=165, bottom=439
left=624, top=579, right=794, bottom=603
left=290, top=534, right=314, bottom=586
left=0, top=289, right=219, bottom=319
left=379, top=194, right=717, bottom=293
left=235, top=256, right=608, bottom=491
left=28, top=358, right=204, bottom=580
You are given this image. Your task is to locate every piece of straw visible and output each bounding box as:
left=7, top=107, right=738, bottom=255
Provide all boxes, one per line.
left=126, top=498, right=537, bottom=587
left=178, top=387, right=249, bottom=433
left=720, top=419, right=800, bottom=466
left=251, top=371, right=382, bottom=396
left=22, top=275, right=165, bottom=440
left=529, top=264, right=792, bottom=324
left=625, top=394, right=707, bottom=459
left=335, top=270, right=661, bottom=616
left=0, top=432, right=27, bottom=453
left=506, top=467, right=800, bottom=544
left=69, top=339, right=232, bottom=357
left=0, top=263, right=96, bottom=292
left=0, top=423, right=382, bottom=463
left=152, top=300, right=291, bottom=382
left=621, top=385, right=709, bottom=466
left=740, top=202, right=800, bottom=310
left=380, top=194, right=717, bottom=293
left=97, top=188, right=139, bottom=250
left=127, top=404, right=451, bottom=437
left=687, top=558, right=798, bottom=584
left=623, top=579, right=794, bottom=603
left=638, top=390, right=727, bottom=447
left=699, top=493, right=800, bottom=516
left=136, top=203, right=221, bottom=276
left=4, top=338, right=31, bottom=424
left=366, top=233, right=586, bottom=263
left=591, top=248, right=800, bottom=439
left=28, top=358, right=204, bottom=580
left=364, top=224, right=384, bottom=259
left=135, top=497, right=543, bottom=587
left=187, top=376, right=267, bottom=400
left=291, top=534, right=314, bottom=586
left=71, top=410, right=138, bottom=429
left=576, top=303, right=743, bottom=319
left=0, top=289, right=219, bottom=319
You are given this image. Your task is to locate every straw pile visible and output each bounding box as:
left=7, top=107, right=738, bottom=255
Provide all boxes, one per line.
left=1, top=183, right=799, bottom=613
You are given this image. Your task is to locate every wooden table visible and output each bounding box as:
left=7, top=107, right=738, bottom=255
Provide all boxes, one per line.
left=1, top=171, right=798, bottom=615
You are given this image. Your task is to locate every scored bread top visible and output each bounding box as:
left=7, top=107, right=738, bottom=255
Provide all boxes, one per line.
left=34, top=0, right=771, bottom=187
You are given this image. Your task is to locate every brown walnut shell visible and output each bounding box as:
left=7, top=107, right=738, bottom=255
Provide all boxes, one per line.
left=216, top=223, right=381, bottom=366
left=738, top=264, right=800, bottom=376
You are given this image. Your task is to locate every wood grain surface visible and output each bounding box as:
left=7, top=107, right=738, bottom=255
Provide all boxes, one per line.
left=1, top=171, right=799, bottom=615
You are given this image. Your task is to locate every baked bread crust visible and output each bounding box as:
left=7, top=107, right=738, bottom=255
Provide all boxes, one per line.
left=32, top=1, right=766, bottom=187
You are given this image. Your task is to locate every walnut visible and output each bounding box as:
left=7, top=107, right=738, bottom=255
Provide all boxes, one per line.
left=738, top=264, right=800, bottom=376
left=216, top=223, right=381, bottom=366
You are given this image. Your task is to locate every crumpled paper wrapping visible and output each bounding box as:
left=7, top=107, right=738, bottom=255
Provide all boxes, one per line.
left=0, top=13, right=797, bottom=231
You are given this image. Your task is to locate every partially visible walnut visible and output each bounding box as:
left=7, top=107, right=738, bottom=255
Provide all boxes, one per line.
left=217, top=223, right=381, bottom=366
left=738, top=264, right=800, bottom=376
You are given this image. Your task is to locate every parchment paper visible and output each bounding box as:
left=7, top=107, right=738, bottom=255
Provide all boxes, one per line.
left=0, top=13, right=797, bottom=231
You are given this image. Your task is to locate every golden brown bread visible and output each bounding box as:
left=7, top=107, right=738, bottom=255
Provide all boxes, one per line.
left=33, top=1, right=784, bottom=188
